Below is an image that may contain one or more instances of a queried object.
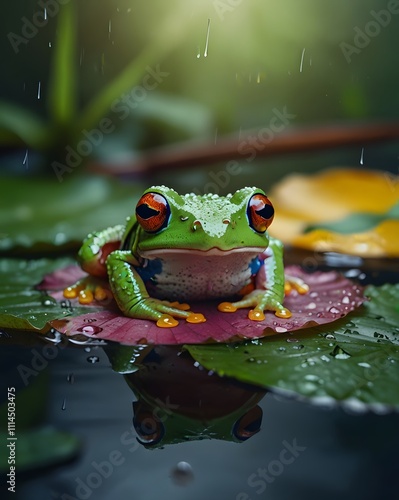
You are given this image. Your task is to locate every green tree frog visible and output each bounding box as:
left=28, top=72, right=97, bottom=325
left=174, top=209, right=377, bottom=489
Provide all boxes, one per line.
left=64, top=186, right=307, bottom=328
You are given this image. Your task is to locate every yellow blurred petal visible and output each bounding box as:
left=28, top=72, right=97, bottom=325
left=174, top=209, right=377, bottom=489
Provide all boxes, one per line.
left=292, top=219, right=399, bottom=258
left=270, top=168, right=399, bottom=223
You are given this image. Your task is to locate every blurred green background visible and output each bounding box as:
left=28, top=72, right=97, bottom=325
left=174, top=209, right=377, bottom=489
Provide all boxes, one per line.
left=1, top=0, right=399, bottom=247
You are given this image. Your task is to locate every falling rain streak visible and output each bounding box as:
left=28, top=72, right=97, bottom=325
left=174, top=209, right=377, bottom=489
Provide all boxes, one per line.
left=204, top=18, right=211, bottom=57
left=61, top=397, right=66, bottom=411
left=300, top=48, right=306, bottom=72
left=37, top=81, right=41, bottom=99
left=22, top=149, right=28, bottom=168
left=360, top=147, right=364, bottom=165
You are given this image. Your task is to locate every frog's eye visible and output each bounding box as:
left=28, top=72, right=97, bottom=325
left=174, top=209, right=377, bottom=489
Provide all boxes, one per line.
left=136, top=192, right=171, bottom=233
left=247, top=193, right=274, bottom=233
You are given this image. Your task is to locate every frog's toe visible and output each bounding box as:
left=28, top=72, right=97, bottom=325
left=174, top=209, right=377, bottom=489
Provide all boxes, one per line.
left=274, top=306, right=292, bottom=319
left=284, top=275, right=309, bottom=295
left=63, top=284, right=84, bottom=299
left=78, top=289, right=95, bottom=304
left=186, top=312, right=206, bottom=324
left=156, top=314, right=180, bottom=328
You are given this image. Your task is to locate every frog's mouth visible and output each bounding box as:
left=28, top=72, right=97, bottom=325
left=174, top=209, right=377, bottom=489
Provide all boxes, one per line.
left=139, top=246, right=266, bottom=257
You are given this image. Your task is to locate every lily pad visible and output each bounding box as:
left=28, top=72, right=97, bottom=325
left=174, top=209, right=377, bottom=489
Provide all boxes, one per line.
left=0, top=259, right=104, bottom=331
left=0, top=259, right=364, bottom=343
left=43, top=265, right=364, bottom=344
left=186, top=284, right=399, bottom=410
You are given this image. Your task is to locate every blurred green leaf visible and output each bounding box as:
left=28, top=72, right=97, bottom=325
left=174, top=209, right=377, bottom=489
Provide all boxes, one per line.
left=0, top=102, right=49, bottom=149
left=0, top=175, right=143, bottom=253
left=47, top=0, right=77, bottom=126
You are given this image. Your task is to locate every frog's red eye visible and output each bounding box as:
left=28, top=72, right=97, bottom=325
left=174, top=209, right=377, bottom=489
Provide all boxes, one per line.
left=247, top=193, right=274, bottom=233
left=136, top=192, right=170, bottom=233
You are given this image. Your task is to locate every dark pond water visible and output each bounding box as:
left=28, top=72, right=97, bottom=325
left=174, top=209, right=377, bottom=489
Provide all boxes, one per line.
left=1, top=253, right=399, bottom=500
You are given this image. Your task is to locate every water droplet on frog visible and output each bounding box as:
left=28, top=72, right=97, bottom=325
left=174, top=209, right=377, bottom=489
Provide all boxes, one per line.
left=278, top=347, right=286, bottom=352
left=247, top=357, right=256, bottom=362
left=310, top=292, right=318, bottom=298
left=286, top=337, right=298, bottom=343
left=85, top=347, right=91, bottom=352
left=42, top=298, right=54, bottom=306
left=342, top=296, right=350, bottom=304
left=171, top=461, right=194, bottom=486
left=329, top=306, right=340, bottom=314
left=292, top=344, right=304, bottom=350
left=325, top=334, right=335, bottom=340
left=87, top=356, right=100, bottom=364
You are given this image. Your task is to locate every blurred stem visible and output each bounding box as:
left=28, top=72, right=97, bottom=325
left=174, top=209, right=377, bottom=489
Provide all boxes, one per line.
left=76, top=7, right=196, bottom=134
left=47, top=0, right=77, bottom=126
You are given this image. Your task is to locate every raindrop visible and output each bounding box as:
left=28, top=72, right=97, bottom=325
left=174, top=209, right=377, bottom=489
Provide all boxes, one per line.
left=329, top=306, right=340, bottom=314
left=292, top=344, right=304, bottom=350
left=286, top=337, right=298, bottom=342
left=325, top=334, right=335, bottom=340
left=67, top=373, right=75, bottom=384
left=77, top=325, right=103, bottom=335
left=37, top=81, right=41, bottom=100
left=305, top=302, right=316, bottom=309
left=22, top=149, right=29, bottom=169
left=84, top=347, right=91, bottom=352
left=330, top=345, right=351, bottom=360
left=61, top=398, right=66, bottom=411
left=48, top=41, right=52, bottom=48
left=299, top=47, right=306, bottom=72
left=87, top=356, right=99, bottom=364
left=44, top=7, right=47, bottom=20
left=0, top=330, right=11, bottom=338
left=170, top=461, right=194, bottom=486
left=275, top=326, right=288, bottom=333
left=360, top=147, right=364, bottom=165
left=204, top=18, right=211, bottom=57
left=80, top=48, right=85, bottom=66
left=108, top=19, right=112, bottom=39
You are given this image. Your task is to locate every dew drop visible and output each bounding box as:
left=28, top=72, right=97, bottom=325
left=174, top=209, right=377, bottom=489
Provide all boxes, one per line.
left=87, top=356, right=99, bottom=364
left=171, top=461, right=194, bottom=486
left=331, top=345, right=351, bottom=360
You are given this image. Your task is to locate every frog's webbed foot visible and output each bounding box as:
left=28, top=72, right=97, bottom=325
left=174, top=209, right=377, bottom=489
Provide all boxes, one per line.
left=63, top=276, right=112, bottom=305
left=284, top=274, right=309, bottom=296
left=218, top=290, right=292, bottom=322
left=128, top=298, right=206, bottom=328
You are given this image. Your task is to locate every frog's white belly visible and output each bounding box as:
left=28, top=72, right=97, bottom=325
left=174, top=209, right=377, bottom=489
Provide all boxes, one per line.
left=140, top=248, right=264, bottom=301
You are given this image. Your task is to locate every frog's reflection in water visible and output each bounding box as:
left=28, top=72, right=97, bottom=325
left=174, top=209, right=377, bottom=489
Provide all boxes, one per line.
left=106, top=345, right=267, bottom=448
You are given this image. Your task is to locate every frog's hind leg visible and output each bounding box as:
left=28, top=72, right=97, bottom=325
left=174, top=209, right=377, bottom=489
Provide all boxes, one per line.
left=63, top=276, right=112, bottom=304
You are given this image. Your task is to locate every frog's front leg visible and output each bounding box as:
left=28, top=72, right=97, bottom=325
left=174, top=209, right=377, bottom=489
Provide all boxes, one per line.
left=64, top=225, right=125, bottom=303
left=218, top=238, right=291, bottom=321
left=106, top=250, right=206, bottom=328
